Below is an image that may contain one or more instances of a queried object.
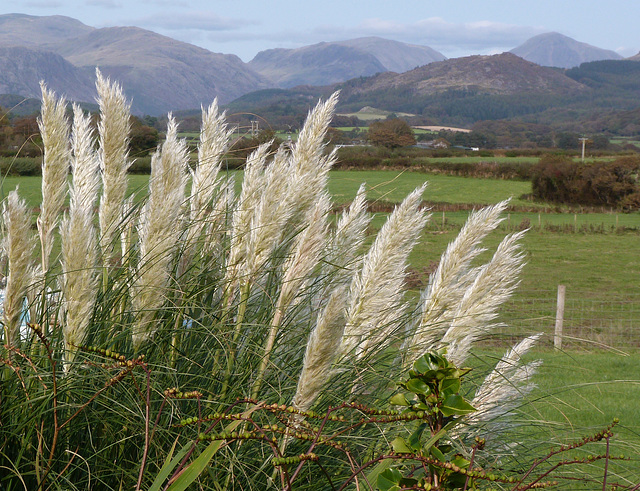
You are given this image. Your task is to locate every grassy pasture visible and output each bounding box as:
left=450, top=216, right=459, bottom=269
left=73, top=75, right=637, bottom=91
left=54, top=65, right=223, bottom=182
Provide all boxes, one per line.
left=3, top=171, right=639, bottom=298
left=610, top=137, right=640, bottom=148
left=467, top=349, right=640, bottom=487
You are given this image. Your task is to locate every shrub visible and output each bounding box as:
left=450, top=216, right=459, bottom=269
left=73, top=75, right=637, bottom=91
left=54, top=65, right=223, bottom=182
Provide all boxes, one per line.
left=0, top=156, right=42, bottom=176
left=532, top=155, right=640, bottom=209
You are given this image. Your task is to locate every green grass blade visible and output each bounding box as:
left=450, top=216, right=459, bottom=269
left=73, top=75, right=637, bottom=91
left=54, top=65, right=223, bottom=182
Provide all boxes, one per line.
left=166, top=406, right=259, bottom=491
left=148, top=438, right=190, bottom=491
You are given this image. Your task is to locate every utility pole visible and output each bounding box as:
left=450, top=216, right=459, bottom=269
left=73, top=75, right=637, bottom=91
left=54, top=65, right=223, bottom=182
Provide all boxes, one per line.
left=579, top=137, right=589, bottom=163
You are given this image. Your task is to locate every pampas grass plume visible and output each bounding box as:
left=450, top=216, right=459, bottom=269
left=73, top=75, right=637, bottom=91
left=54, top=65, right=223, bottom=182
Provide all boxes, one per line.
left=2, top=190, right=35, bottom=347
left=132, top=115, right=187, bottom=347
left=60, top=104, right=100, bottom=358
left=341, top=184, right=429, bottom=360
left=37, top=82, right=70, bottom=273
left=96, top=68, right=132, bottom=264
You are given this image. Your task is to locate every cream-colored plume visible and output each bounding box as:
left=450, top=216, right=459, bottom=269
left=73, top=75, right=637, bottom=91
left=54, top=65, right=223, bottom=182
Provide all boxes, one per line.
left=60, top=105, right=101, bottom=358
left=341, top=184, right=429, bottom=360
left=2, top=190, right=35, bottom=348
left=465, top=334, right=542, bottom=436
left=409, top=200, right=509, bottom=360
left=441, top=229, right=527, bottom=366
left=37, top=82, right=70, bottom=274
left=132, top=115, right=188, bottom=347
left=96, top=68, right=132, bottom=265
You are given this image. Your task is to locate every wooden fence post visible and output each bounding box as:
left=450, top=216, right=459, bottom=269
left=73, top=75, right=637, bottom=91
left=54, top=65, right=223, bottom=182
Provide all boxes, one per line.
left=554, top=285, right=566, bottom=349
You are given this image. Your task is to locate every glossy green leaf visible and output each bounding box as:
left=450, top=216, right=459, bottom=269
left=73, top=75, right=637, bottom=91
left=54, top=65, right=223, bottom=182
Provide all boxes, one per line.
left=364, top=459, right=394, bottom=491
left=407, top=422, right=427, bottom=451
left=440, top=394, right=476, bottom=417
left=451, top=454, right=471, bottom=469
left=406, top=377, right=430, bottom=395
left=391, top=437, right=412, bottom=454
left=413, top=355, right=435, bottom=373
left=377, top=468, right=404, bottom=491
left=429, top=445, right=445, bottom=462
left=440, top=377, right=460, bottom=395
left=389, top=392, right=410, bottom=406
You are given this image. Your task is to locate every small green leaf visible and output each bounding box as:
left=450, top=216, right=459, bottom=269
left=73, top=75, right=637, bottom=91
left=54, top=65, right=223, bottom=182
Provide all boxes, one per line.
left=407, top=422, right=427, bottom=451
left=429, top=445, right=445, bottom=462
left=377, top=468, right=404, bottom=491
left=365, top=459, right=394, bottom=490
left=391, top=437, right=413, bottom=454
left=406, top=377, right=430, bottom=395
left=390, top=393, right=410, bottom=406
left=413, top=355, right=436, bottom=373
left=440, top=377, right=460, bottom=395
left=451, top=454, right=470, bottom=469
left=440, top=394, right=476, bottom=417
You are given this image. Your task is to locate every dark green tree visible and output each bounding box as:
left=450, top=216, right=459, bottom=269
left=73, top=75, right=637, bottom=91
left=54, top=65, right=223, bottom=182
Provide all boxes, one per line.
left=368, top=118, right=416, bottom=148
left=129, top=116, right=160, bottom=156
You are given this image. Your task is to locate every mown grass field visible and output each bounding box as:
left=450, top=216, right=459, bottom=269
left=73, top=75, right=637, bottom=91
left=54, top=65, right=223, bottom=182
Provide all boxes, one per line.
left=467, top=349, right=640, bottom=488
left=3, top=171, right=639, bottom=298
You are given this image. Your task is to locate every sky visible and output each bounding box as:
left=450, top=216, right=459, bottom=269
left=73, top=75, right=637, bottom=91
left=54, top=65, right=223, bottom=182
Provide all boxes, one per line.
left=4, top=0, right=639, bottom=62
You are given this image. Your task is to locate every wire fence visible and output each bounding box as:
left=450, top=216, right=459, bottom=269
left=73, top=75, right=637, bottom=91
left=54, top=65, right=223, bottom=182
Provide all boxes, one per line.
left=497, top=288, right=640, bottom=350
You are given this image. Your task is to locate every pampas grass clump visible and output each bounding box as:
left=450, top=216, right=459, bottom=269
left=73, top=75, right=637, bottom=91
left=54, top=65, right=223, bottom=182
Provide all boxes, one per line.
left=0, top=75, right=543, bottom=490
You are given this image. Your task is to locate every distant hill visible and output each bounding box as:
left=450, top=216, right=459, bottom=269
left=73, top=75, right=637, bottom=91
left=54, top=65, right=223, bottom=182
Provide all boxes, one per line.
left=0, top=14, right=269, bottom=115
left=249, top=37, right=445, bottom=88
left=48, top=26, right=270, bottom=114
left=0, top=46, right=95, bottom=102
left=510, top=32, right=622, bottom=68
left=0, top=13, right=92, bottom=47
left=337, top=37, right=446, bottom=73
left=0, top=94, right=42, bottom=116
left=339, top=53, right=586, bottom=97
left=230, top=53, right=592, bottom=127
left=629, top=52, right=640, bottom=61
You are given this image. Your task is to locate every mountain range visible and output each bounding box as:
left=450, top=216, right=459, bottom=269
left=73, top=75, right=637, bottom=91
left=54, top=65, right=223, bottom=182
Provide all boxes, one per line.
left=0, top=13, right=636, bottom=118
left=248, top=38, right=446, bottom=88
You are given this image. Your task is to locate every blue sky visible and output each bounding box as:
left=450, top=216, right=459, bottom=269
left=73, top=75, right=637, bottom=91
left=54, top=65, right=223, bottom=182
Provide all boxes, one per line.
left=6, top=0, right=639, bottom=61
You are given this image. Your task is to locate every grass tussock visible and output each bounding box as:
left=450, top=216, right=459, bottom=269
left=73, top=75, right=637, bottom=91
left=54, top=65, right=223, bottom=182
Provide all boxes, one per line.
left=1, top=74, right=627, bottom=490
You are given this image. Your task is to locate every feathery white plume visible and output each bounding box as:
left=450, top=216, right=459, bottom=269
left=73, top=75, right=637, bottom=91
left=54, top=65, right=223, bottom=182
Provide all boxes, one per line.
left=132, top=115, right=188, bottom=347
left=37, top=82, right=70, bottom=273
left=409, top=200, right=509, bottom=359
left=341, top=184, right=429, bottom=360
left=466, top=334, right=542, bottom=436
left=2, top=190, right=35, bottom=348
left=442, top=229, right=527, bottom=366
left=292, top=287, right=348, bottom=412
left=187, top=100, right=233, bottom=248
left=325, top=184, right=370, bottom=290
left=60, top=104, right=100, bottom=357
left=96, top=68, right=132, bottom=265
left=252, top=194, right=331, bottom=399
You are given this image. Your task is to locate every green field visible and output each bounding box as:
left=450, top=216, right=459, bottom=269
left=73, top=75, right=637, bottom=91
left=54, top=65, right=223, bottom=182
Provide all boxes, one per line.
left=4, top=170, right=637, bottom=319
left=467, top=349, right=640, bottom=487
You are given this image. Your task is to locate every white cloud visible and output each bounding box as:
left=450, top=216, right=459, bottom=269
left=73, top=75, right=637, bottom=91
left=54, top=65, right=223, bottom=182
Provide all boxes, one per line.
left=24, top=0, right=64, bottom=6
left=133, top=12, right=254, bottom=32
left=85, top=0, right=122, bottom=8
left=241, top=17, right=547, bottom=55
